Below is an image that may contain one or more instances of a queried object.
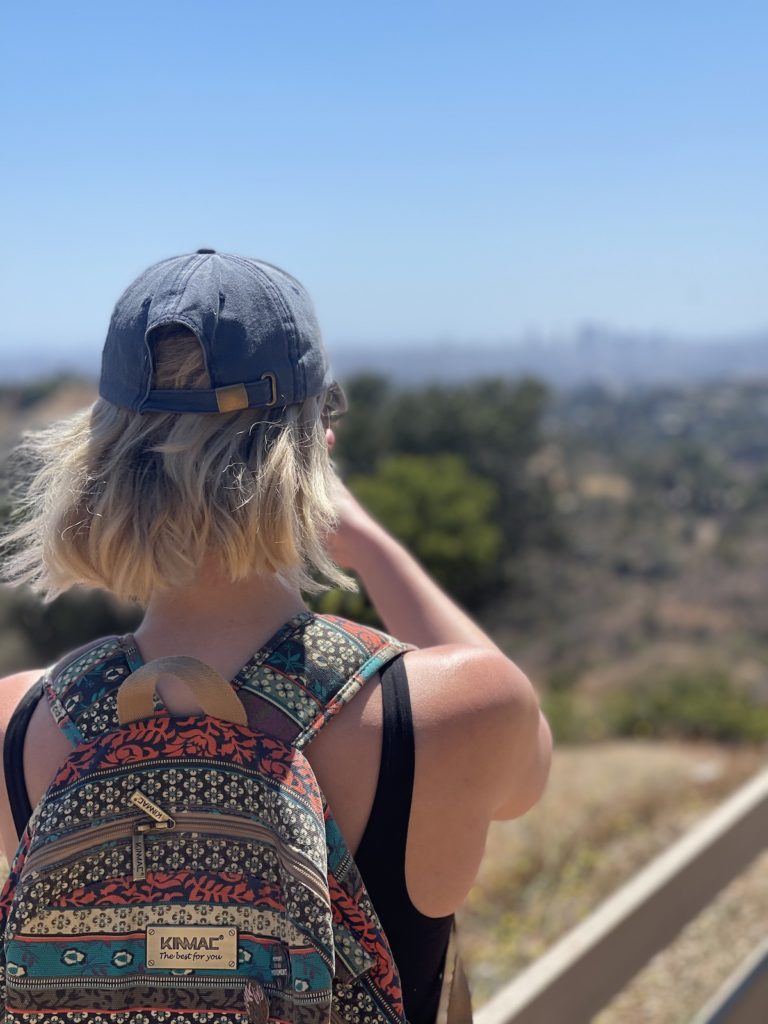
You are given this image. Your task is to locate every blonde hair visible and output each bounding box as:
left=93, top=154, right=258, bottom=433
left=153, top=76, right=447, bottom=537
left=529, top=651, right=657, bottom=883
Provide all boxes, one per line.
left=1, top=330, right=354, bottom=604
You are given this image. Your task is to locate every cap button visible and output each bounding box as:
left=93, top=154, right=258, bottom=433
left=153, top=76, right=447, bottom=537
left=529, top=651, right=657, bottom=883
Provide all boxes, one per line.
left=196, top=248, right=216, bottom=254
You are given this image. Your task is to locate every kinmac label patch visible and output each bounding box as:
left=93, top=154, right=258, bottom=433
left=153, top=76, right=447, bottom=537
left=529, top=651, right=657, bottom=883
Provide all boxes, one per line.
left=146, top=926, right=238, bottom=970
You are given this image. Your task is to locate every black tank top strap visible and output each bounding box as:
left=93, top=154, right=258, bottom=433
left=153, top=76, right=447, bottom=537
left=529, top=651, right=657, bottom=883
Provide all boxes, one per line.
left=354, top=653, right=454, bottom=1024
left=355, top=652, right=414, bottom=886
left=3, top=678, right=45, bottom=839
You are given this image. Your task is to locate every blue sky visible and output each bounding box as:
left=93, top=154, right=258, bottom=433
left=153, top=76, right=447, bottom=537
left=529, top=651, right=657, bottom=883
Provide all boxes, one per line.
left=1, top=0, right=766, bottom=362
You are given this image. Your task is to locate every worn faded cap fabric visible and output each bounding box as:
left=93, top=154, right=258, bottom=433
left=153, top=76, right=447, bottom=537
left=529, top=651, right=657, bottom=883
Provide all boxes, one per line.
left=99, top=249, right=345, bottom=414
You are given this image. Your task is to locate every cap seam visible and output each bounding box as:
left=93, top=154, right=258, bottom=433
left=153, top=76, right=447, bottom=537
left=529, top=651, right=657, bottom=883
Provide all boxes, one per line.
left=226, top=253, right=303, bottom=401
left=168, top=255, right=207, bottom=320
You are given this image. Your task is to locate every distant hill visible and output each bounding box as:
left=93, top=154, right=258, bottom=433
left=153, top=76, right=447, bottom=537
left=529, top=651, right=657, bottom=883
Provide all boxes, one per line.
left=332, top=330, right=768, bottom=389
left=1, top=328, right=767, bottom=389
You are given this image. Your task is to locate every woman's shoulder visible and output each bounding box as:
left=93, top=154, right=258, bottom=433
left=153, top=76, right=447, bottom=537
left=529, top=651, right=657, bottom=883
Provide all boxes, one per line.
left=403, top=643, right=552, bottom=822
left=0, top=669, right=47, bottom=861
left=403, top=642, right=539, bottom=729
left=0, top=669, right=46, bottom=733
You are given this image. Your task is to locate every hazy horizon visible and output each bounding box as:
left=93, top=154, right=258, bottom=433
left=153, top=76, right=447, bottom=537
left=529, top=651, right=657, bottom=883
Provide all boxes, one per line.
left=3, top=326, right=767, bottom=391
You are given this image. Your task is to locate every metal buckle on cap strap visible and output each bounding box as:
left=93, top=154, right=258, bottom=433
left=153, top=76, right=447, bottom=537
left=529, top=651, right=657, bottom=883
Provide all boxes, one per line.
left=260, top=372, right=278, bottom=407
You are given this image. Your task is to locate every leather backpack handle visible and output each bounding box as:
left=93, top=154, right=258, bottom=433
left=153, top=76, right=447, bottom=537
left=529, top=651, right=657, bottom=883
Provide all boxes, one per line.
left=117, top=655, right=248, bottom=726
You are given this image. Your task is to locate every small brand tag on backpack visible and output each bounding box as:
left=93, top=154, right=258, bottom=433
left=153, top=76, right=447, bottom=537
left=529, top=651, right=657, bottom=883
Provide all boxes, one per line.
left=271, top=945, right=289, bottom=986
left=146, top=926, right=238, bottom=970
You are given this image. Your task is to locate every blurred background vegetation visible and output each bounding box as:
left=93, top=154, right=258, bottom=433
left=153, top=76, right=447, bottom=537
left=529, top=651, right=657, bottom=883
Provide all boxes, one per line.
left=2, top=372, right=768, bottom=745
left=2, top=372, right=768, bottom=1019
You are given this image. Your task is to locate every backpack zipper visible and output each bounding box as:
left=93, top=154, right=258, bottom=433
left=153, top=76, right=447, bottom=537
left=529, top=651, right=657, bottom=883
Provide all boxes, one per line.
left=22, top=806, right=329, bottom=903
left=53, top=755, right=296, bottom=796
left=130, top=790, right=176, bottom=880
left=11, top=972, right=332, bottom=1008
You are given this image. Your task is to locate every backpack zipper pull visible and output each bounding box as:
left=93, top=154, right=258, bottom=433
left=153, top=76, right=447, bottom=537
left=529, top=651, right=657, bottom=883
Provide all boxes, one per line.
left=132, top=830, right=147, bottom=881
left=129, top=791, right=175, bottom=881
left=244, top=981, right=270, bottom=1024
left=129, top=790, right=176, bottom=830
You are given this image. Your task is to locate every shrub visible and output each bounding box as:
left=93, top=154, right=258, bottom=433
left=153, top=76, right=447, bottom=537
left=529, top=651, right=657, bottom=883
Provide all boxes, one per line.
left=544, top=669, right=768, bottom=745
left=606, top=669, right=768, bottom=743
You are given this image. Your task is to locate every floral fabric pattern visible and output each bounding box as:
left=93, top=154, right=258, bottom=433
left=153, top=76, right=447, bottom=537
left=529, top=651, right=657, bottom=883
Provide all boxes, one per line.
left=0, top=614, right=412, bottom=1024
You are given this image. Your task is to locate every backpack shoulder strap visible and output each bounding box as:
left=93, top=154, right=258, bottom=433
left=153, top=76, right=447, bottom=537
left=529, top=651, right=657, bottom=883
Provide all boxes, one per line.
left=3, top=635, right=139, bottom=837
left=39, top=615, right=412, bottom=751
left=43, top=634, right=140, bottom=744
left=234, top=613, right=414, bottom=751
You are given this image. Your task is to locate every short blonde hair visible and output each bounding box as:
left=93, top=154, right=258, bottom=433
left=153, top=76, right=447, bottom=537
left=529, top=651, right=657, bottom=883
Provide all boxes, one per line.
left=1, top=330, right=354, bottom=604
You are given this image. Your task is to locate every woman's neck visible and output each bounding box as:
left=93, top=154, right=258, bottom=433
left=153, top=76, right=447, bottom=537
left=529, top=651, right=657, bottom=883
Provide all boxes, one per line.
left=133, top=558, right=308, bottom=680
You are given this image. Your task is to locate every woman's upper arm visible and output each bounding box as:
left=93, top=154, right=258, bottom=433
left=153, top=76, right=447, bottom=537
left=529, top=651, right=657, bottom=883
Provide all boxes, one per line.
left=490, top=698, right=552, bottom=820
left=462, top=648, right=552, bottom=821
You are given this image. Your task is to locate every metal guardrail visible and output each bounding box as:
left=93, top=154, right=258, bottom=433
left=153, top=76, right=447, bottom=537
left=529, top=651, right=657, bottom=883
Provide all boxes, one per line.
left=692, top=938, right=768, bottom=1024
left=475, top=766, right=768, bottom=1024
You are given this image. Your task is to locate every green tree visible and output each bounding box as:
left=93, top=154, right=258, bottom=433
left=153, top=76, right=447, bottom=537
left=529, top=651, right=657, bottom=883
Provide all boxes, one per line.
left=353, top=453, right=502, bottom=606
left=332, top=374, right=394, bottom=476
left=319, top=453, right=503, bottom=622
left=334, top=375, right=559, bottom=556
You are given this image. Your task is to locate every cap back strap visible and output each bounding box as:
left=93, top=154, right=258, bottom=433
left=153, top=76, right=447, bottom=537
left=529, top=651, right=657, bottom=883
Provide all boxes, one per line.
left=138, top=373, right=278, bottom=414
left=117, top=656, right=248, bottom=726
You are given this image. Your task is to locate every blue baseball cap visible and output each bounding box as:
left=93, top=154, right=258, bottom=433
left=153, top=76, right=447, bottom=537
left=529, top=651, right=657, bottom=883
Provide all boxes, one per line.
left=99, top=249, right=345, bottom=415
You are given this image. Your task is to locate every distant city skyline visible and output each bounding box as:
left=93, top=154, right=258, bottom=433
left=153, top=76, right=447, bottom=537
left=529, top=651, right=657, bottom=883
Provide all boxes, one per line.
left=2, top=1, right=766, bottom=358
left=4, top=328, right=768, bottom=392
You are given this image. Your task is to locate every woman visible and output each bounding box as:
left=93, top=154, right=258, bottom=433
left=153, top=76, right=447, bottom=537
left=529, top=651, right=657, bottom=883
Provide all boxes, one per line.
left=0, top=250, right=551, bottom=1024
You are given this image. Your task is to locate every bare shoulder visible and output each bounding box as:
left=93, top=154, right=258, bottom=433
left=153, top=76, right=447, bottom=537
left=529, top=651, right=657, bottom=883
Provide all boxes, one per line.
left=0, top=670, right=46, bottom=733
left=402, top=644, right=538, bottom=717
left=0, top=670, right=46, bottom=862
left=403, top=644, right=552, bottom=821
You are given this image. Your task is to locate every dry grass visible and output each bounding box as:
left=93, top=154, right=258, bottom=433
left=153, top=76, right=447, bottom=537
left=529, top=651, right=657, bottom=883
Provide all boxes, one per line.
left=459, top=740, right=766, bottom=1013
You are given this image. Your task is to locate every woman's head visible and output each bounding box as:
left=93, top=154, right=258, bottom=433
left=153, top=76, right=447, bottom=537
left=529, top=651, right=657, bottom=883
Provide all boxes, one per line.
left=1, top=252, right=353, bottom=603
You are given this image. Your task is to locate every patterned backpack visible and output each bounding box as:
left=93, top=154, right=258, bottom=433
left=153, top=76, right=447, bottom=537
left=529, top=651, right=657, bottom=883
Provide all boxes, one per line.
left=0, top=611, right=435, bottom=1024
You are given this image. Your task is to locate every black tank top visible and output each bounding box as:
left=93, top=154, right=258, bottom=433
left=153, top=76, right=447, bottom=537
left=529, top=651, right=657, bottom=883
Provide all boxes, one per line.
left=355, top=655, right=454, bottom=1024
left=3, top=655, right=453, bottom=1024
